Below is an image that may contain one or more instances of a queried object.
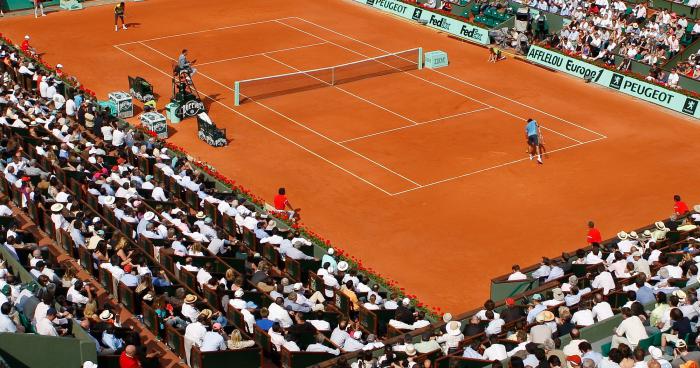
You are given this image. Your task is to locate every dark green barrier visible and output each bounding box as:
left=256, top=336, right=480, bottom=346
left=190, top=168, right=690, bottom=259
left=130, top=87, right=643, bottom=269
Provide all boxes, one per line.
left=190, top=345, right=262, bottom=368
left=0, top=332, right=97, bottom=368
left=142, top=302, right=160, bottom=336
left=281, top=347, right=334, bottom=368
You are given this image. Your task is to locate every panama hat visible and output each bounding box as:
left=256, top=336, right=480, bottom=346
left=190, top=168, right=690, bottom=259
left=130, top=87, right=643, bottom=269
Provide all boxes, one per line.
left=694, top=204, right=700, bottom=213
left=643, top=230, right=652, bottom=238
left=199, top=309, right=212, bottom=319
left=143, top=211, right=155, bottom=221
left=629, top=231, right=639, bottom=240
left=617, top=231, right=628, bottom=240
left=83, top=362, right=98, bottom=368
left=405, top=344, right=417, bottom=356
left=674, top=290, right=687, bottom=299
left=337, top=261, right=349, bottom=272
left=195, top=211, right=206, bottom=219
left=446, top=321, right=462, bottom=336
left=552, top=288, right=565, bottom=302
left=655, top=221, right=668, bottom=231
left=234, top=289, right=244, bottom=298
left=536, top=310, right=555, bottom=323
left=99, top=310, right=114, bottom=321
left=648, top=346, right=663, bottom=359
left=103, top=196, right=115, bottom=205
left=184, top=294, right=197, bottom=304
left=50, top=203, right=64, bottom=212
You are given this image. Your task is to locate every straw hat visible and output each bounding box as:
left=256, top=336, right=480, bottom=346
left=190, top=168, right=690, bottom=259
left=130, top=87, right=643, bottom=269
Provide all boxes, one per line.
left=617, top=231, right=628, bottom=240
left=655, top=221, right=668, bottom=231
left=143, top=211, right=155, bottom=221
left=536, top=310, right=555, bottom=323
left=50, top=203, right=64, bottom=212
left=446, top=321, right=462, bottom=336
left=195, top=211, right=206, bottom=219
left=184, top=294, right=197, bottom=304
left=629, top=231, right=639, bottom=240
left=552, top=288, right=565, bottom=302
left=405, top=344, right=417, bottom=357
left=234, top=289, right=244, bottom=298
left=199, top=309, right=213, bottom=319
left=99, top=310, right=114, bottom=321
left=103, top=196, right=115, bottom=205
left=337, top=261, right=349, bottom=272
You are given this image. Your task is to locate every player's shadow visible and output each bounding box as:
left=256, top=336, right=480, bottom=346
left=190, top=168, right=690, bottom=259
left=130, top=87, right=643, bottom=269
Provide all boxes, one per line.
left=125, top=23, right=141, bottom=29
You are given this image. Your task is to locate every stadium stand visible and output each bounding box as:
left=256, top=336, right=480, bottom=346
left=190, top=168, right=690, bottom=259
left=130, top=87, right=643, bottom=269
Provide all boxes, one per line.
left=3, top=25, right=700, bottom=368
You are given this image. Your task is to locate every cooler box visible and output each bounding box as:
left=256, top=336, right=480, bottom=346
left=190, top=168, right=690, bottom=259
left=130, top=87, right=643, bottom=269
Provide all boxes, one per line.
left=165, top=102, right=181, bottom=124
left=108, top=91, right=134, bottom=119
left=98, top=101, right=117, bottom=117
left=140, top=112, right=168, bottom=139
left=424, top=51, right=449, bottom=69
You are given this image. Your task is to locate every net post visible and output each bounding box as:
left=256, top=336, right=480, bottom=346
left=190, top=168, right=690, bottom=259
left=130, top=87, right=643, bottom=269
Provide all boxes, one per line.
left=417, top=47, right=423, bottom=70
left=234, top=81, right=240, bottom=106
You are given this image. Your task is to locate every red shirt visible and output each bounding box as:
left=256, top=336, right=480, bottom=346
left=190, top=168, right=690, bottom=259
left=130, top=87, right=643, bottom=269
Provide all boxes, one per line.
left=273, top=194, right=288, bottom=210
left=20, top=40, right=30, bottom=53
left=674, top=200, right=689, bottom=215
left=119, top=352, right=141, bottom=368
left=587, top=228, right=602, bottom=244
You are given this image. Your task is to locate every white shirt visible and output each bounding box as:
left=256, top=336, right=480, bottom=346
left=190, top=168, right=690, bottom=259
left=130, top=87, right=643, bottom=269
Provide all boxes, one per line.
left=66, top=286, right=89, bottom=305
left=200, top=331, right=226, bottom=352
left=592, top=271, right=616, bottom=294
left=483, top=344, right=508, bottom=361
left=52, top=93, right=65, bottom=110
left=36, top=317, right=58, bottom=336
left=508, top=271, right=528, bottom=281
left=185, top=321, right=207, bottom=346
left=571, top=309, right=595, bottom=326
left=112, top=129, right=125, bottom=147
left=65, top=99, right=76, bottom=116
left=0, top=314, right=16, bottom=333
left=592, top=302, right=615, bottom=321
left=181, top=303, right=200, bottom=323
left=615, top=316, right=648, bottom=345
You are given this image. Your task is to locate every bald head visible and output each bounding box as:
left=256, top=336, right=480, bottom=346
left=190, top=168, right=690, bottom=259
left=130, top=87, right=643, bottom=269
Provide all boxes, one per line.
left=125, top=345, right=137, bottom=357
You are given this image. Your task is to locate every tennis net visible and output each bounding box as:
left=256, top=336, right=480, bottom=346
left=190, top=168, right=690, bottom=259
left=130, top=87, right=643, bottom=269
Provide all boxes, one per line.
left=233, top=47, right=422, bottom=105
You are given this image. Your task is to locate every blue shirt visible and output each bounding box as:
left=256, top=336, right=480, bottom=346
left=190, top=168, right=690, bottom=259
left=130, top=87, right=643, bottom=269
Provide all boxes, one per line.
left=636, top=286, right=656, bottom=305
left=102, top=331, right=124, bottom=351
left=525, top=120, right=538, bottom=137
left=256, top=318, right=274, bottom=331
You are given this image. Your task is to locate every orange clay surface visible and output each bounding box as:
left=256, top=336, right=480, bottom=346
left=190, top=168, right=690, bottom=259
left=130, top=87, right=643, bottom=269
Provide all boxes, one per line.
left=2, top=0, right=699, bottom=313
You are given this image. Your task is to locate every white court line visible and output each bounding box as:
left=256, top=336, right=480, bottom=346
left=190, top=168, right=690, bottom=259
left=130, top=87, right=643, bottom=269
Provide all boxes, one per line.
left=389, top=137, right=608, bottom=196
left=114, top=18, right=294, bottom=46
left=339, top=107, right=492, bottom=144
left=113, top=44, right=396, bottom=196
left=135, top=42, right=424, bottom=188
left=274, top=19, right=584, bottom=145
left=289, top=17, right=608, bottom=139
left=261, top=53, right=419, bottom=124
left=197, top=42, right=327, bottom=66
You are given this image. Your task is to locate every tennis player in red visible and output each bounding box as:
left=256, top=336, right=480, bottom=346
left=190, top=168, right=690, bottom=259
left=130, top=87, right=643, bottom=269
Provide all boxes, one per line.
left=674, top=195, right=689, bottom=216
left=587, top=221, right=602, bottom=244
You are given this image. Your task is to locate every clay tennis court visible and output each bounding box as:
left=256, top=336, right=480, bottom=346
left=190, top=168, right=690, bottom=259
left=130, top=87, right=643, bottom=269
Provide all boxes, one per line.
left=3, top=0, right=699, bottom=313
